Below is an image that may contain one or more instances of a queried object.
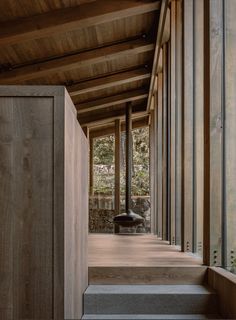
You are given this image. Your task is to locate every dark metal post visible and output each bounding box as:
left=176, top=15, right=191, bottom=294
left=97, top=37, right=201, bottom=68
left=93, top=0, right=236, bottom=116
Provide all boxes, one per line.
left=126, top=102, right=132, bottom=214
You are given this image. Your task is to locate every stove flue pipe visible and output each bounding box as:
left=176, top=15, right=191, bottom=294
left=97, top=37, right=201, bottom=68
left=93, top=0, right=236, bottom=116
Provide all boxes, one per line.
left=125, top=101, right=132, bottom=214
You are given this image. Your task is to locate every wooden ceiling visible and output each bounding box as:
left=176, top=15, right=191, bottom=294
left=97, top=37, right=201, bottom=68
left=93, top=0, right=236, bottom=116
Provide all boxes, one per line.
left=0, top=0, right=167, bottom=137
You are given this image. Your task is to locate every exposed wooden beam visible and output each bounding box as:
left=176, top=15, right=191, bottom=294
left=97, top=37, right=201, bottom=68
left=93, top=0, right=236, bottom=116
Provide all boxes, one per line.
left=78, top=104, right=146, bottom=126
left=147, top=0, right=169, bottom=111
left=89, top=117, right=149, bottom=139
left=77, top=88, right=148, bottom=114
left=68, top=67, right=151, bottom=97
left=0, top=0, right=161, bottom=47
left=80, top=110, right=147, bottom=129
left=0, top=39, right=154, bottom=84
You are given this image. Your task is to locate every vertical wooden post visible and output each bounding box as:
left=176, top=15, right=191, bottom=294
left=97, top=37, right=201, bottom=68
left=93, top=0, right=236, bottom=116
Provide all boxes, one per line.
left=170, top=0, right=176, bottom=245
left=224, top=0, right=236, bottom=269
left=194, top=0, right=204, bottom=256
left=89, top=137, right=94, bottom=196
left=157, top=73, right=163, bottom=238
left=126, top=102, right=132, bottom=214
left=175, top=0, right=183, bottom=247
left=162, top=44, right=168, bottom=241
left=183, top=0, right=194, bottom=252
left=83, top=126, right=89, bottom=139
left=115, top=119, right=121, bottom=215
left=203, top=0, right=223, bottom=266
left=150, top=109, right=157, bottom=234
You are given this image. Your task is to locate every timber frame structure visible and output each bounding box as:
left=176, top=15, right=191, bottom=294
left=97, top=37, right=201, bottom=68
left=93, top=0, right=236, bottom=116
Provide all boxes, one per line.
left=0, top=0, right=236, bottom=319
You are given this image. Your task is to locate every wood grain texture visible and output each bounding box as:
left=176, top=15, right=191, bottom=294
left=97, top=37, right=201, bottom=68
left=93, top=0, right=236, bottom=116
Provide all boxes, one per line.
left=157, top=74, right=163, bottom=238
left=224, top=0, right=236, bottom=270
left=149, top=110, right=157, bottom=234
left=0, top=96, right=54, bottom=319
left=0, top=0, right=160, bottom=46
left=147, top=0, right=169, bottom=111
left=162, top=44, right=168, bottom=241
left=68, top=68, right=151, bottom=97
left=64, top=91, right=88, bottom=319
left=77, top=88, right=148, bottom=114
left=0, top=86, right=88, bottom=320
left=203, top=0, right=223, bottom=266
left=170, top=0, right=176, bottom=246
left=0, top=40, right=154, bottom=84
left=175, top=0, right=182, bottom=247
left=0, top=98, right=14, bottom=320
left=194, top=0, right=204, bottom=257
left=88, top=234, right=203, bottom=267
left=183, top=0, right=194, bottom=252
left=208, top=267, right=236, bottom=318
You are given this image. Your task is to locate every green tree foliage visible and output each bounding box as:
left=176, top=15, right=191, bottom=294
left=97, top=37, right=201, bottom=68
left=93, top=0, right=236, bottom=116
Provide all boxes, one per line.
left=93, top=127, right=149, bottom=196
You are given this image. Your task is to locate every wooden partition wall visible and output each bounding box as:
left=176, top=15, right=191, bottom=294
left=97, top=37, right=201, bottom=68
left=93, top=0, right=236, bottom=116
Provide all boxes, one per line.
left=0, top=86, right=88, bottom=320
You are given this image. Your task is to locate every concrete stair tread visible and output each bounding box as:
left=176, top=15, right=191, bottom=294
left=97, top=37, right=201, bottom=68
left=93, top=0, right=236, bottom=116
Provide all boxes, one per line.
left=85, top=285, right=216, bottom=295
left=84, top=285, right=218, bottom=315
left=82, top=314, right=221, bottom=319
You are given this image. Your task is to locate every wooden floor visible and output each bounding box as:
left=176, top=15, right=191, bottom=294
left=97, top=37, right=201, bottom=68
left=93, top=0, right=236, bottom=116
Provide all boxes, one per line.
left=88, top=234, right=202, bottom=267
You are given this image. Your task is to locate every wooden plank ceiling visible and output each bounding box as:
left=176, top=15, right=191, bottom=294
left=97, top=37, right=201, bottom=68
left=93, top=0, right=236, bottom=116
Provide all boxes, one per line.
left=0, top=0, right=161, bottom=137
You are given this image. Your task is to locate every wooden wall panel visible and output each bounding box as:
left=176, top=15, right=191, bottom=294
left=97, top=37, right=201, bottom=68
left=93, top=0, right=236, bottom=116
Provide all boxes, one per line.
left=0, top=86, right=88, bottom=320
left=0, top=98, right=14, bottom=320
left=208, top=267, right=236, bottom=318
left=64, top=92, right=88, bottom=319
left=0, top=96, right=54, bottom=319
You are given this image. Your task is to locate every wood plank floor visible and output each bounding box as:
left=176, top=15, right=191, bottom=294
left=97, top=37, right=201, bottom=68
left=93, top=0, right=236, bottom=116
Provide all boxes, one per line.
left=88, top=234, right=203, bottom=267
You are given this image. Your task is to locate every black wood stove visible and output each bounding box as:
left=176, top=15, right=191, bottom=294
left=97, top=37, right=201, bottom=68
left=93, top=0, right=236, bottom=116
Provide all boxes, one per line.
left=113, top=102, right=144, bottom=233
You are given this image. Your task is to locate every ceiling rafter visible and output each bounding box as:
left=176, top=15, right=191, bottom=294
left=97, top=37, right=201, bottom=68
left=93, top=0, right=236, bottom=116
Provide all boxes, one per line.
left=0, top=0, right=161, bottom=46
left=68, top=67, right=151, bottom=97
left=89, top=116, right=149, bottom=139
left=0, top=39, right=154, bottom=84
left=78, top=104, right=147, bottom=126
left=77, top=88, right=148, bottom=114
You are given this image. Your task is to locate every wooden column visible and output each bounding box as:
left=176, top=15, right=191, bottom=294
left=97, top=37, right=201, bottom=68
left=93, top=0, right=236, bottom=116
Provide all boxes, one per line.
left=150, top=109, right=157, bottom=234
left=170, top=0, right=176, bottom=245
left=224, top=0, right=236, bottom=268
left=183, top=0, right=194, bottom=252
left=115, top=119, right=121, bottom=215
left=162, top=44, right=168, bottom=241
left=175, top=0, right=183, bottom=247
left=89, top=137, right=94, bottom=196
left=83, top=126, right=89, bottom=139
left=153, top=88, right=159, bottom=235
left=194, top=0, right=204, bottom=256
left=157, top=73, right=163, bottom=238
left=203, top=0, right=223, bottom=266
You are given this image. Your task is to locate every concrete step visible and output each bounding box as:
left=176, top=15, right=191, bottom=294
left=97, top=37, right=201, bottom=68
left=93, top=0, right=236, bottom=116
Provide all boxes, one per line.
left=82, top=315, right=220, bottom=319
left=84, top=285, right=218, bottom=315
